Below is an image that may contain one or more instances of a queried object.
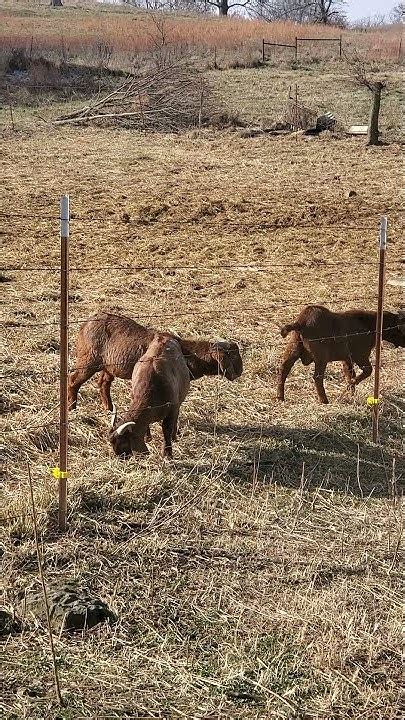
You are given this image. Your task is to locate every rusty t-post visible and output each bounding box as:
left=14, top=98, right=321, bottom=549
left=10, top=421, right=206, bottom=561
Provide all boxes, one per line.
left=59, top=195, right=69, bottom=530
left=372, top=217, right=387, bottom=443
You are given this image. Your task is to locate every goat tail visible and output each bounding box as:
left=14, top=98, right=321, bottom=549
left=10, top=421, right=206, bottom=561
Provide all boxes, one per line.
left=280, top=322, right=301, bottom=338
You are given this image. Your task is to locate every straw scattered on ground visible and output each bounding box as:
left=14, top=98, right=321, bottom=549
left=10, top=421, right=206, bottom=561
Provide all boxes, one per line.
left=1, top=43, right=404, bottom=720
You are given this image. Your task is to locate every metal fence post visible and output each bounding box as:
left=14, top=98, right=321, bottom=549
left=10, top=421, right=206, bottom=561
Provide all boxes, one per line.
left=59, top=195, right=70, bottom=531
left=372, top=217, right=387, bottom=444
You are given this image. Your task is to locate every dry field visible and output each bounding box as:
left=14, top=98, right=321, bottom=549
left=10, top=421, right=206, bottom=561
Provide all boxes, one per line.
left=1, top=5, right=405, bottom=719
left=0, top=0, right=403, bottom=66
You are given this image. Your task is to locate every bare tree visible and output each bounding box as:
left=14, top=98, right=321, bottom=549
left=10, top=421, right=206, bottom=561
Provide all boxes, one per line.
left=204, top=0, right=252, bottom=16
left=255, top=0, right=346, bottom=24
left=124, top=0, right=209, bottom=10
left=255, top=0, right=314, bottom=22
left=390, top=2, right=405, bottom=23
left=346, top=52, right=387, bottom=146
left=351, top=13, right=386, bottom=29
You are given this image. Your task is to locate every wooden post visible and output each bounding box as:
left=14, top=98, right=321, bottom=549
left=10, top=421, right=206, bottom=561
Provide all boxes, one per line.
left=367, top=82, right=384, bottom=146
left=59, top=195, right=69, bottom=531
left=295, top=36, right=298, bottom=61
left=262, top=39, right=265, bottom=64
left=6, top=84, right=15, bottom=131
left=339, top=35, right=342, bottom=58
left=372, top=217, right=387, bottom=444
left=398, top=37, right=402, bottom=60
left=198, top=76, right=204, bottom=134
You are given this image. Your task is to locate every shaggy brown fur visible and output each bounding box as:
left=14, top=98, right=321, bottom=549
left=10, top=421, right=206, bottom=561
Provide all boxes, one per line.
left=277, top=305, right=405, bottom=403
left=109, top=334, right=190, bottom=459
left=68, top=313, right=242, bottom=411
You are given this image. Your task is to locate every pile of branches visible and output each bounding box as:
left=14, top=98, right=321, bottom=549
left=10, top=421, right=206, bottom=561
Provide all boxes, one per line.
left=53, top=62, right=214, bottom=131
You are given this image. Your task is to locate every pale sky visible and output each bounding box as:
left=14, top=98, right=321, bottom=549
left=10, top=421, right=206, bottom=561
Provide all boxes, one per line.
left=346, top=0, right=397, bottom=20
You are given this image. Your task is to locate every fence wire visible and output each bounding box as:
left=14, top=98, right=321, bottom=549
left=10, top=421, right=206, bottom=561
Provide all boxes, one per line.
left=1, top=210, right=402, bottom=232
left=1, top=354, right=402, bottom=382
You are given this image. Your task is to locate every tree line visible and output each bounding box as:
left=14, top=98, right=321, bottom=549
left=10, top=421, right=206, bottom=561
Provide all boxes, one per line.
left=50, top=0, right=405, bottom=24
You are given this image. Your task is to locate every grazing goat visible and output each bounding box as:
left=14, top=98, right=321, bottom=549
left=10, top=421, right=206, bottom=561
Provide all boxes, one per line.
left=109, top=334, right=190, bottom=459
left=277, top=305, right=405, bottom=404
left=68, top=313, right=242, bottom=411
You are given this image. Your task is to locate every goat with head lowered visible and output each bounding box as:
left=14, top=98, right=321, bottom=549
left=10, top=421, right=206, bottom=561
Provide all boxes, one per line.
left=108, top=333, right=190, bottom=459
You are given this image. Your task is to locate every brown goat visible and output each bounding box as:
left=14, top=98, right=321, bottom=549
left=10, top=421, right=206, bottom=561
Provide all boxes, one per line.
left=109, top=334, right=190, bottom=459
left=277, top=305, right=405, bottom=404
left=68, top=313, right=242, bottom=411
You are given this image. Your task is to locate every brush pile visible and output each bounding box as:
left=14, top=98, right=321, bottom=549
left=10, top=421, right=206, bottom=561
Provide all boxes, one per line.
left=53, top=62, right=214, bottom=131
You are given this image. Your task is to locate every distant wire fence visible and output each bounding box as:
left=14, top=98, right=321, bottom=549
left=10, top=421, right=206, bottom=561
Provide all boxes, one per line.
left=262, top=35, right=343, bottom=63
left=2, top=197, right=404, bottom=530
left=261, top=34, right=404, bottom=63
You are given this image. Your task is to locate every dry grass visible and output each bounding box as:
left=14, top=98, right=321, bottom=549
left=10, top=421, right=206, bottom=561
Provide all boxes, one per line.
left=0, top=0, right=403, bottom=68
left=208, top=64, right=403, bottom=140
left=1, top=28, right=404, bottom=720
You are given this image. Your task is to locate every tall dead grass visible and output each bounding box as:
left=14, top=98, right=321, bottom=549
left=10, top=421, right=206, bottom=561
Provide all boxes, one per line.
left=0, top=5, right=403, bottom=67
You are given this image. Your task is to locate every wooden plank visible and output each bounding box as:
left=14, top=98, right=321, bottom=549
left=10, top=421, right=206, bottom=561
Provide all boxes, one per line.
left=348, top=125, right=368, bottom=135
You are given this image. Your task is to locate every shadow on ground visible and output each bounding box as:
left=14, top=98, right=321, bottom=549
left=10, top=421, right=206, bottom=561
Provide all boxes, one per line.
left=187, top=397, right=404, bottom=498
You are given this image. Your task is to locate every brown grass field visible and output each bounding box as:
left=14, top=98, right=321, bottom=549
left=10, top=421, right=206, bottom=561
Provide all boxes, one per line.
left=1, top=2, right=404, bottom=719
left=0, top=0, right=403, bottom=65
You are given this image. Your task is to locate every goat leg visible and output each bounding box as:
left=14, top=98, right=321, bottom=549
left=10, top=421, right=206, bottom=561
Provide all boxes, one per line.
left=162, top=412, right=178, bottom=458
left=314, top=361, right=328, bottom=404
left=171, top=409, right=180, bottom=441
left=68, top=362, right=99, bottom=410
left=342, top=360, right=356, bottom=395
left=276, top=340, right=303, bottom=401
left=98, top=371, right=115, bottom=411
left=351, top=361, right=373, bottom=387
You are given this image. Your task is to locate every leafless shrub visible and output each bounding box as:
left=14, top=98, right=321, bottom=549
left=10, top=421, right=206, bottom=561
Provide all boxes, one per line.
left=6, top=48, right=29, bottom=73
left=344, top=49, right=388, bottom=144
left=344, top=48, right=387, bottom=89
left=95, top=41, right=114, bottom=72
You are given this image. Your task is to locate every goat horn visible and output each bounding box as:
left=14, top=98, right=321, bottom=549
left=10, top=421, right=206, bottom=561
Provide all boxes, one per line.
left=114, top=421, right=137, bottom=437
left=213, top=338, right=231, bottom=349
left=167, top=328, right=181, bottom=339
left=110, top=403, right=117, bottom=429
